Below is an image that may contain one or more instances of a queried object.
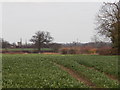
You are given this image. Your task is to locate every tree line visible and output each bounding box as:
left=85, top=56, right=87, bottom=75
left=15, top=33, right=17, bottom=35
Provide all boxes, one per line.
left=96, top=0, right=120, bottom=54
left=0, top=0, right=120, bottom=54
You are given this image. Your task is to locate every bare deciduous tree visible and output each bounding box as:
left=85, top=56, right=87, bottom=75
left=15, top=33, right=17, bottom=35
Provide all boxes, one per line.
left=30, top=31, right=53, bottom=52
left=0, top=38, right=11, bottom=49
left=96, top=0, right=120, bottom=54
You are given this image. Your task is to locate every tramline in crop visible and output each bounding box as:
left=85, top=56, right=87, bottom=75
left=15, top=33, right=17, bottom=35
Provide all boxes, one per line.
left=2, top=54, right=119, bottom=88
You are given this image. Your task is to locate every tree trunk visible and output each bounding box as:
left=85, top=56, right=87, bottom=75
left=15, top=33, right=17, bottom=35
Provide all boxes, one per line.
left=118, top=24, right=120, bottom=55
left=38, top=42, right=41, bottom=53
left=38, top=46, right=41, bottom=53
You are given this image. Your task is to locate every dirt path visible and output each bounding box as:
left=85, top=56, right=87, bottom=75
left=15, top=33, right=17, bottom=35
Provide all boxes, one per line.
left=53, top=63, right=96, bottom=88
left=79, top=64, right=119, bottom=82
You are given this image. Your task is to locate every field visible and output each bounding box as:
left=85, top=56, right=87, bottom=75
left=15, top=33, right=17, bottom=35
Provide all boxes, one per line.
left=0, top=54, right=1, bottom=89
left=1, top=48, right=53, bottom=51
left=2, top=54, right=119, bottom=88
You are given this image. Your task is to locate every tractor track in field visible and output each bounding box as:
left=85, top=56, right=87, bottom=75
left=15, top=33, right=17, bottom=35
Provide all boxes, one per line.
left=79, top=64, right=119, bottom=82
left=53, top=62, right=97, bottom=88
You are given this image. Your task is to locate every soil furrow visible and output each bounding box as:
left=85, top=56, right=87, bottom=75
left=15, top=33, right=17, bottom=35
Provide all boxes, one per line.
left=79, top=64, right=119, bottom=82
left=53, top=63, right=96, bottom=88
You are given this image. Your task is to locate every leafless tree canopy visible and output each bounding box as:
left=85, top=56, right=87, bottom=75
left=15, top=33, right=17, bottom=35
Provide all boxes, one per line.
left=30, top=31, right=53, bottom=52
left=96, top=0, right=120, bottom=49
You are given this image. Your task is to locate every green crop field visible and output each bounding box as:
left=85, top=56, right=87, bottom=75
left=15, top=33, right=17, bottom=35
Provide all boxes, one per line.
left=1, top=48, right=53, bottom=51
left=2, top=54, right=119, bottom=88
left=0, top=54, right=1, bottom=89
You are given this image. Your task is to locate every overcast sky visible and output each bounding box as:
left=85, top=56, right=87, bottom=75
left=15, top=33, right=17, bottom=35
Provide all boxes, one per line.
left=0, top=1, right=118, bottom=43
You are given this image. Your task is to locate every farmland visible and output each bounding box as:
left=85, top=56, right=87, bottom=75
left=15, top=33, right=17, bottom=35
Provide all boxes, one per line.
left=2, top=54, right=119, bottom=88
left=1, top=48, right=53, bottom=51
left=0, top=54, right=1, bottom=89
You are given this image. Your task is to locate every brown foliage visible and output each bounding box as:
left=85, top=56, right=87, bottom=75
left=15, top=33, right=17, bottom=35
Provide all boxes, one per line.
left=59, top=47, right=80, bottom=54
left=59, top=46, right=118, bottom=55
left=96, top=47, right=118, bottom=55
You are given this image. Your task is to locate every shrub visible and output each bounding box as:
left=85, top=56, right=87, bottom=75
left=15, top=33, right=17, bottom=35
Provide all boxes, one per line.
left=97, top=47, right=112, bottom=55
left=80, top=46, right=93, bottom=54
left=89, top=48, right=97, bottom=54
left=110, top=48, right=118, bottom=55
left=59, top=47, right=80, bottom=54
left=68, top=48, right=77, bottom=54
left=59, top=48, right=69, bottom=54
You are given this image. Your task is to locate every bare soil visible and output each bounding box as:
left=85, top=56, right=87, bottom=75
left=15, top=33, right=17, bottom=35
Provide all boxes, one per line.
left=54, top=63, right=96, bottom=88
left=79, top=64, right=119, bottom=82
